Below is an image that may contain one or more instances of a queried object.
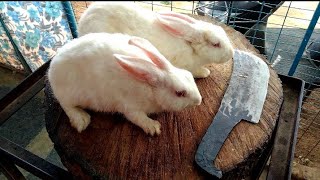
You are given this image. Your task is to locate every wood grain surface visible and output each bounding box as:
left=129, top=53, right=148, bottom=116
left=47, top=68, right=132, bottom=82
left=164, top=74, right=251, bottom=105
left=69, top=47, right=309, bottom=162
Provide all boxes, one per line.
left=44, top=15, right=283, bottom=179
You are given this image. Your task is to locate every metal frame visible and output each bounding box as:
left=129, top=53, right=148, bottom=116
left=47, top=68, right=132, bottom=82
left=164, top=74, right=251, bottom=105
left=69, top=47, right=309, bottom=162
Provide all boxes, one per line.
left=288, top=3, right=320, bottom=76
left=0, top=59, right=73, bottom=179
left=194, top=1, right=285, bottom=56
left=62, top=1, right=79, bottom=39
left=0, top=135, right=72, bottom=180
left=0, top=60, right=49, bottom=125
left=267, top=75, right=305, bottom=180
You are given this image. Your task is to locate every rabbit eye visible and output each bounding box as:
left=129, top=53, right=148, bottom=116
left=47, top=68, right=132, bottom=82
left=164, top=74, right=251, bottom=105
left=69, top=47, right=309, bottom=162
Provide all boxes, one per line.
left=175, top=90, right=187, bottom=97
left=210, top=42, right=220, bottom=48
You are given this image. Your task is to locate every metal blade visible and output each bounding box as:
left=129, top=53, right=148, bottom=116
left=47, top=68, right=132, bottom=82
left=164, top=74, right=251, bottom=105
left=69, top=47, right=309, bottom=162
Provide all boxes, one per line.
left=195, top=49, right=270, bottom=178
left=225, top=49, right=270, bottom=123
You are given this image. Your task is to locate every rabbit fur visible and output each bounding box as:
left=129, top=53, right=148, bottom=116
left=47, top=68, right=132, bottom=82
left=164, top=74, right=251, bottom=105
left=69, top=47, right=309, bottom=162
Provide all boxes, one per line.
left=77, top=1, right=234, bottom=78
left=47, top=33, right=202, bottom=136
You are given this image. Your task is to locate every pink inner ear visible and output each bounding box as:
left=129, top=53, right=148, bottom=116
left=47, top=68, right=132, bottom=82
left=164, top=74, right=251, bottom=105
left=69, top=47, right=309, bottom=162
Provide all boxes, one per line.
left=158, top=12, right=196, bottom=24
left=160, top=23, right=182, bottom=37
left=142, top=51, right=165, bottom=68
left=128, top=37, right=170, bottom=70
left=116, top=58, right=147, bottom=81
left=156, top=16, right=183, bottom=37
left=114, top=55, right=159, bottom=86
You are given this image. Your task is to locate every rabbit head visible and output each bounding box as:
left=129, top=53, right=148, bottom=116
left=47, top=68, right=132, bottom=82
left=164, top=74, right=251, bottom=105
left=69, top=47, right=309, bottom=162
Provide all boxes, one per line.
left=117, top=36, right=203, bottom=112
left=156, top=11, right=234, bottom=66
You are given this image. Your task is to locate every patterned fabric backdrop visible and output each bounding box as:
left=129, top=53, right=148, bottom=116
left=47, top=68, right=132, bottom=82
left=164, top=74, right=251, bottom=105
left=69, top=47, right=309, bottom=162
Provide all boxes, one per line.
left=0, top=21, right=24, bottom=71
left=0, top=1, right=74, bottom=72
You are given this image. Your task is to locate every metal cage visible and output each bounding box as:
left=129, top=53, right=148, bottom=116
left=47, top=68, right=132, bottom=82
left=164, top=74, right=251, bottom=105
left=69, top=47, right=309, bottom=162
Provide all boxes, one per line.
left=131, top=1, right=320, bottom=167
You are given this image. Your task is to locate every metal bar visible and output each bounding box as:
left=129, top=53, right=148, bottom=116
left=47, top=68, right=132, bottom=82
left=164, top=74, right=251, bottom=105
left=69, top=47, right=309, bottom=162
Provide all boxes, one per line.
left=232, top=16, right=319, bottom=30
left=232, top=8, right=316, bottom=21
left=231, top=2, right=237, bottom=27
left=192, top=1, right=194, bottom=14
left=288, top=3, right=320, bottom=76
left=250, top=1, right=265, bottom=45
left=0, top=76, right=45, bottom=125
left=227, top=1, right=284, bottom=17
left=0, top=136, right=72, bottom=180
left=270, top=1, right=291, bottom=62
left=139, top=2, right=192, bottom=12
left=232, top=19, right=315, bottom=31
left=267, top=75, right=305, bottom=180
left=0, top=60, right=50, bottom=125
left=226, top=1, right=233, bottom=25
left=151, top=1, right=154, bottom=11
left=0, top=14, right=32, bottom=74
left=269, top=5, right=315, bottom=12
left=61, top=1, right=78, bottom=38
left=0, top=156, right=26, bottom=180
left=0, top=60, right=50, bottom=110
left=294, top=71, right=320, bottom=80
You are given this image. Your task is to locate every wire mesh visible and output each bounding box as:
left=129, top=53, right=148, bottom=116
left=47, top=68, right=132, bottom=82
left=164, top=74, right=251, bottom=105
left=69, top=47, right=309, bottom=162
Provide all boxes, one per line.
left=68, top=0, right=320, bottom=166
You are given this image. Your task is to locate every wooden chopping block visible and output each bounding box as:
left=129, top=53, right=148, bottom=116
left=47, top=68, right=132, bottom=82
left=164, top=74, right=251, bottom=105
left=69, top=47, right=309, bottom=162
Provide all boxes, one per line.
left=44, top=15, right=283, bottom=179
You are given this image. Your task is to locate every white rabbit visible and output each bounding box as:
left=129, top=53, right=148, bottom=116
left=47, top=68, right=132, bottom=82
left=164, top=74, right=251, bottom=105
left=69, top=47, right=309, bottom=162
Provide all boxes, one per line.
left=47, top=33, right=202, bottom=136
left=77, top=1, right=234, bottom=78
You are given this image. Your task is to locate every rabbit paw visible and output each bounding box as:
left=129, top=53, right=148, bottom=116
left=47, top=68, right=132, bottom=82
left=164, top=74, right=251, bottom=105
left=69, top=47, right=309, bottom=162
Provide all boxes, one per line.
left=142, top=120, right=161, bottom=136
left=67, top=108, right=91, bottom=133
left=193, top=67, right=210, bottom=78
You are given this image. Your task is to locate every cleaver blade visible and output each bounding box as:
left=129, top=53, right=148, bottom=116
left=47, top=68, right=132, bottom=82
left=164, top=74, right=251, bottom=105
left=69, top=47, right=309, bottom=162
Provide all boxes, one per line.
left=195, top=49, right=270, bottom=178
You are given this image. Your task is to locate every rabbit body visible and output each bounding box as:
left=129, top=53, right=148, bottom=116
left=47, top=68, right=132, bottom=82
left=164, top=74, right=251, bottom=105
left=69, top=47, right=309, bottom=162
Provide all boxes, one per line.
left=78, top=1, right=234, bottom=78
left=47, top=33, right=202, bottom=136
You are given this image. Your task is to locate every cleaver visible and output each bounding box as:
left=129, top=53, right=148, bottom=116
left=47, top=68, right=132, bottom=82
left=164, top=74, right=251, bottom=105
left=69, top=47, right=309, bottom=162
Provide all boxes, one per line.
left=195, top=49, right=270, bottom=178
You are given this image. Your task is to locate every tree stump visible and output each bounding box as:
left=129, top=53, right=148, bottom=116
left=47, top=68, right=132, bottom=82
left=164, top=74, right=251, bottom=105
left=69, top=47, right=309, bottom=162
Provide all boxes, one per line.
left=44, top=15, right=283, bottom=179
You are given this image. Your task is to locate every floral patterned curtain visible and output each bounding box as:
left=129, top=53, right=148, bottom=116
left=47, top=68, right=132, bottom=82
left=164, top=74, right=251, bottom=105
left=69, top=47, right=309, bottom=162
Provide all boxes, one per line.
left=0, top=21, right=24, bottom=71
left=0, top=1, right=74, bottom=72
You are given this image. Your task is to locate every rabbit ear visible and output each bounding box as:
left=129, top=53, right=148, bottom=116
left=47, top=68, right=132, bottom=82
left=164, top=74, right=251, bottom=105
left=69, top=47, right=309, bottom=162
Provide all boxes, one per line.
left=113, top=54, right=162, bottom=86
left=128, top=37, right=171, bottom=70
left=158, top=11, right=197, bottom=24
left=156, top=13, right=200, bottom=42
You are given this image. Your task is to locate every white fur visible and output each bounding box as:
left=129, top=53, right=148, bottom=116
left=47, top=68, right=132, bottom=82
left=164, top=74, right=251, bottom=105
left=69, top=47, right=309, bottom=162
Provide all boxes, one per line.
left=47, top=33, right=202, bottom=136
left=77, top=1, right=234, bottom=78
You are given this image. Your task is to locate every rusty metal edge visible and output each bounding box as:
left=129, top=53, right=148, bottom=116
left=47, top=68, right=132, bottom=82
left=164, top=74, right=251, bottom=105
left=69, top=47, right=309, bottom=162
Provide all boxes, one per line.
left=266, top=74, right=305, bottom=180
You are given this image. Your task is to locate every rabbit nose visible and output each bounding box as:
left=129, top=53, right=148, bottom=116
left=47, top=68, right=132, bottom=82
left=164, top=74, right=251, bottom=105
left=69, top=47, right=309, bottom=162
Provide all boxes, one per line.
left=195, top=97, right=202, bottom=106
